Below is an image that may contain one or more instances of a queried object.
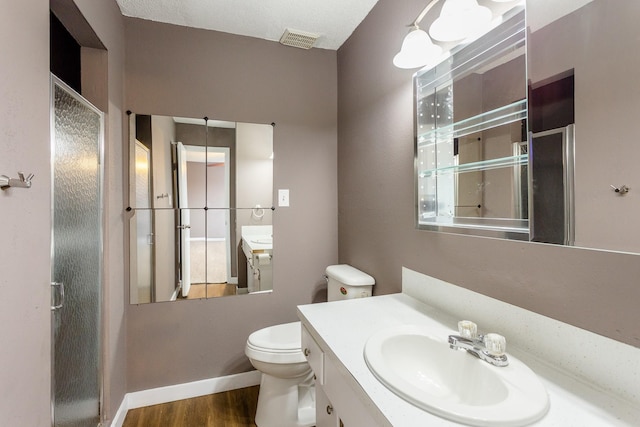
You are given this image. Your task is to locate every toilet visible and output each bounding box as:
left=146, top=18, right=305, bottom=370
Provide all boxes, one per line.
left=245, top=264, right=375, bottom=427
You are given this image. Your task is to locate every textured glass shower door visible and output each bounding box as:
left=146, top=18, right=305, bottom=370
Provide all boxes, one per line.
left=51, top=76, right=103, bottom=427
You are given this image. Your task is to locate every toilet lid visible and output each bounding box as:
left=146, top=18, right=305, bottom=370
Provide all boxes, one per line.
left=247, top=321, right=301, bottom=351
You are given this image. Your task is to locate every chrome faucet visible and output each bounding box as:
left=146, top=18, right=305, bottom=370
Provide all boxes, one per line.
left=448, top=320, right=509, bottom=367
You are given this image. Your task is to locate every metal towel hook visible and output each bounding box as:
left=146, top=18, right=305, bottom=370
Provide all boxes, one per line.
left=610, top=184, right=630, bottom=195
left=0, top=172, right=34, bottom=190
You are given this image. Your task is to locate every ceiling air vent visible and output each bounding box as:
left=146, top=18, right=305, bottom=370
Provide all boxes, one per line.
left=279, top=29, right=320, bottom=49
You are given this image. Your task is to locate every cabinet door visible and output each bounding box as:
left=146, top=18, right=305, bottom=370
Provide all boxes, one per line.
left=301, top=325, right=324, bottom=384
left=324, top=355, right=380, bottom=427
left=316, top=384, right=339, bottom=427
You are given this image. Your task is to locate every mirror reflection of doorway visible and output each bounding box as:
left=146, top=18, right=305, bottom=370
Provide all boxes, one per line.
left=175, top=142, right=192, bottom=297
left=177, top=144, right=233, bottom=298
left=530, top=125, right=575, bottom=245
left=133, top=141, right=153, bottom=304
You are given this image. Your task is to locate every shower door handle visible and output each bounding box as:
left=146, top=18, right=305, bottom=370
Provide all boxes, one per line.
left=51, top=282, right=65, bottom=311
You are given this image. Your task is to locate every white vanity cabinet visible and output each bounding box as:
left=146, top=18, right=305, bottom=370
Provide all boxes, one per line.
left=298, top=271, right=640, bottom=427
left=301, top=324, right=380, bottom=427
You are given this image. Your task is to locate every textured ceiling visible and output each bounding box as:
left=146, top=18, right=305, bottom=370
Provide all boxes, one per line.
left=115, top=0, right=593, bottom=50
left=115, top=0, right=381, bottom=50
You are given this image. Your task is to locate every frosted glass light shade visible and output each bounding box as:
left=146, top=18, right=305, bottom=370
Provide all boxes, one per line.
left=429, top=0, right=492, bottom=42
left=393, top=28, right=443, bottom=69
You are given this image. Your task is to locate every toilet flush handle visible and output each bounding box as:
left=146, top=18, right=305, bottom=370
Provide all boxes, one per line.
left=303, top=348, right=311, bottom=357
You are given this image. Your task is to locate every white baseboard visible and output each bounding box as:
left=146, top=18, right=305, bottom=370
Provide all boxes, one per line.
left=109, top=399, right=129, bottom=427
left=110, top=370, right=261, bottom=427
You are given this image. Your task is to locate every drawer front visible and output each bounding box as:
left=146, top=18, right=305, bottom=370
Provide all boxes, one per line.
left=301, top=325, right=324, bottom=385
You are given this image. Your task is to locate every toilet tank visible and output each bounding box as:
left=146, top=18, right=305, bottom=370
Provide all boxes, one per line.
left=326, top=264, right=375, bottom=302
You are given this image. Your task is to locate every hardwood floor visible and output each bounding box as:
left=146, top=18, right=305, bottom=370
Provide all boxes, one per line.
left=185, top=283, right=238, bottom=299
left=122, top=386, right=259, bottom=427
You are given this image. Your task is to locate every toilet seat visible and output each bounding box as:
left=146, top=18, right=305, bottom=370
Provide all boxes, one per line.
left=246, top=321, right=306, bottom=364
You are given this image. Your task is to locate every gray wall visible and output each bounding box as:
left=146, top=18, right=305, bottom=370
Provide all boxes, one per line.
left=125, top=18, right=338, bottom=391
left=337, top=0, right=640, bottom=349
left=0, top=0, right=127, bottom=424
left=0, top=2, right=51, bottom=425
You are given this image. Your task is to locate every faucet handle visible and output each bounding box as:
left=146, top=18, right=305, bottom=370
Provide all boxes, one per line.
left=458, top=320, right=478, bottom=339
left=484, top=333, right=506, bottom=356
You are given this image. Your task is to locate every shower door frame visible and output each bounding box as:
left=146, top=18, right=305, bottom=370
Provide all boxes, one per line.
left=50, top=74, right=105, bottom=426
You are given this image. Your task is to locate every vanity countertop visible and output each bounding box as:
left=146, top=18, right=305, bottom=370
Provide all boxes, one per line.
left=241, top=225, right=273, bottom=253
left=241, top=236, right=272, bottom=253
left=297, top=293, right=640, bottom=426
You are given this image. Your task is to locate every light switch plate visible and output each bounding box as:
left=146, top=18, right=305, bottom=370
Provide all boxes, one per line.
left=278, top=189, right=290, bottom=207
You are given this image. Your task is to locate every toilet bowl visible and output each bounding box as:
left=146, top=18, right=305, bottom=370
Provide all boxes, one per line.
left=245, top=321, right=314, bottom=427
left=245, top=265, right=375, bottom=427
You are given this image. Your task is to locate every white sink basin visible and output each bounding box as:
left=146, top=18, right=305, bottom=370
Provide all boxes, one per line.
left=364, top=324, right=549, bottom=426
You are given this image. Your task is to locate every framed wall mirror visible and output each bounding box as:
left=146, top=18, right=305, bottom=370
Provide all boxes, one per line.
left=416, top=0, right=640, bottom=254
left=128, top=113, right=274, bottom=303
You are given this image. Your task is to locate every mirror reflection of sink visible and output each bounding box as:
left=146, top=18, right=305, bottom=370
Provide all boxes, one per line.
left=364, top=324, right=549, bottom=426
left=251, top=238, right=272, bottom=245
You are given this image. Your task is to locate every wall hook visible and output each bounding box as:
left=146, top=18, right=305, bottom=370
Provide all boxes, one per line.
left=610, top=184, right=630, bottom=195
left=0, top=172, right=34, bottom=190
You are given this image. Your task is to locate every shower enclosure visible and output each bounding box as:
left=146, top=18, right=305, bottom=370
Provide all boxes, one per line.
left=50, top=76, right=104, bottom=426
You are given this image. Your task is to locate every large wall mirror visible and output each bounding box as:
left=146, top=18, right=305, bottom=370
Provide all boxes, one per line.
left=416, top=0, right=640, bottom=254
left=128, top=113, right=274, bottom=303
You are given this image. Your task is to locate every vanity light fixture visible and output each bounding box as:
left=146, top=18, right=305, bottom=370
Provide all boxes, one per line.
left=393, top=25, right=443, bottom=69
left=394, top=0, right=496, bottom=69
left=393, top=0, right=443, bottom=69
left=429, top=0, right=492, bottom=42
